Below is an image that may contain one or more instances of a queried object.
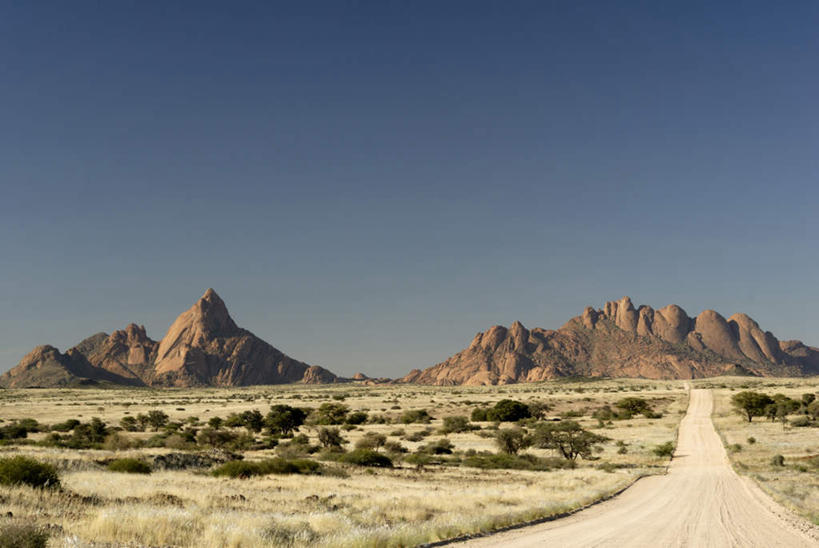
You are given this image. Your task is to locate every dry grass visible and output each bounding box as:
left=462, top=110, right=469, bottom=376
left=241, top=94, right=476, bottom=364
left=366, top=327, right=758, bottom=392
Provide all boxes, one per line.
left=0, top=379, right=688, bottom=546
left=704, top=376, right=819, bottom=525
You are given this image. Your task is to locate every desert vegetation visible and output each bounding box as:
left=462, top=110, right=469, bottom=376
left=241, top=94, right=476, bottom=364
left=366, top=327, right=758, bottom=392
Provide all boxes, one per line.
left=0, top=379, right=689, bottom=545
left=705, top=377, right=819, bottom=525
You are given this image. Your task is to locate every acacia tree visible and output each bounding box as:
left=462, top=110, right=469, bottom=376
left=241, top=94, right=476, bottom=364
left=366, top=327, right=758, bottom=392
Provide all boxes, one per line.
left=494, top=428, right=531, bottom=455
left=265, top=405, right=307, bottom=437
left=531, top=421, right=608, bottom=461
left=730, top=391, right=774, bottom=422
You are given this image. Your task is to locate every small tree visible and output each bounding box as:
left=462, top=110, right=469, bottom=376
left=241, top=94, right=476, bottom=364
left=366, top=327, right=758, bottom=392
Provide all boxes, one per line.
left=615, top=397, right=651, bottom=417
left=494, top=428, right=531, bottom=455
left=807, top=400, right=819, bottom=421
left=313, top=403, right=350, bottom=425
left=146, top=410, right=169, bottom=431
left=486, top=400, right=531, bottom=422
left=531, top=421, right=608, bottom=461
left=355, top=432, right=387, bottom=451
left=119, top=416, right=139, bottom=432
left=527, top=401, right=552, bottom=420
left=317, top=427, right=345, bottom=449
left=731, top=392, right=774, bottom=422
left=265, top=405, right=307, bottom=436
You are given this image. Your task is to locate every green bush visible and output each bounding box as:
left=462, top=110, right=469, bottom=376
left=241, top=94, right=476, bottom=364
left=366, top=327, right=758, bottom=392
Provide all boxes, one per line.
left=51, top=419, right=80, bottom=432
left=652, top=441, right=675, bottom=457
left=0, top=524, right=50, bottom=548
left=107, top=458, right=151, bottom=474
left=338, top=449, right=393, bottom=468
left=486, top=400, right=531, bottom=422
left=401, top=409, right=432, bottom=424
left=0, top=456, right=60, bottom=489
left=212, top=458, right=321, bottom=478
left=771, top=454, right=785, bottom=467
left=470, top=407, right=489, bottom=422
left=789, top=416, right=812, bottom=427
left=345, top=411, right=368, bottom=425
left=461, top=452, right=565, bottom=471
left=441, top=416, right=475, bottom=434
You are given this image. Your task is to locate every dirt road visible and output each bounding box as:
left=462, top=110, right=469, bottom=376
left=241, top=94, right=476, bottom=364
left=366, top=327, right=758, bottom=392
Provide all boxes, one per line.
left=457, top=389, right=818, bottom=547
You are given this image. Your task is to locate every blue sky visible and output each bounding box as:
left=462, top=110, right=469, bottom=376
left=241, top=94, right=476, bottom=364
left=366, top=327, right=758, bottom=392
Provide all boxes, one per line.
left=1, top=2, right=817, bottom=377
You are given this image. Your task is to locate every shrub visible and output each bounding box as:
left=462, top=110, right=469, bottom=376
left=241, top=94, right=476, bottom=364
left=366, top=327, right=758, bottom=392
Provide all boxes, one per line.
left=0, top=456, right=60, bottom=489
left=790, top=416, right=812, bottom=427
left=103, top=432, right=135, bottom=451
left=470, top=407, right=489, bottom=422
left=771, top=454, right=785, bottom=467
left=441, top=416, right=474, bottom=434
left=527, top=401, right=552, bottom=420
left=494, top=428, right=531, bottom=455
left=0, top=524, right=50, bottom=548
left=401, top=409, right=432, bottom=424
left=213, top=458, right=321, bottom=478
left=461, top=452, right=564, bottom=471
left=652, top=441, right=675, bottom=457
left=747, top=436, right=756, bottom=444
left=213, top=460, right=261, bottom=479
left=345, top=411, right=368, bottom=425
left=615, top=397, right=653, bottom=418
left=318, top=427, right=346, bottom=449
left=420, top=438, right=455, bottom=455
left=355, top=432, right=386, bottom=451
left=383, top=440, right=408, bottom=454
left=313, top=403, right=350, bottom=425
left=51, top=419, right=80, bottom=432
left=486, top=400, right=531, bottom=422
left=108, top=458, right=151, bottom=474
left=339, top=449, right=393, bottom=468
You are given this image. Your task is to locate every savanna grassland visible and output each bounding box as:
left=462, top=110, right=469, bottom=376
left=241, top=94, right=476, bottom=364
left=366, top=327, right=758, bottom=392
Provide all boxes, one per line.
left=704, top=377, right=819, bottom=525
left=3, top=379, right=689, bottom=546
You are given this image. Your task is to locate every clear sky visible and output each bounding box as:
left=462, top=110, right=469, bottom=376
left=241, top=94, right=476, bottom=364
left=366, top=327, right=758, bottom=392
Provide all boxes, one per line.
left=1, top=2, right=817, bottom=377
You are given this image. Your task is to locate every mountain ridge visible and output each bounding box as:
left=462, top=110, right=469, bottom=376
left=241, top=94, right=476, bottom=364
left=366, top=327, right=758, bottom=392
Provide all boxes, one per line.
left=401, top=297, right=819, bottom=385
left=0, top=289, right=339, bottom=388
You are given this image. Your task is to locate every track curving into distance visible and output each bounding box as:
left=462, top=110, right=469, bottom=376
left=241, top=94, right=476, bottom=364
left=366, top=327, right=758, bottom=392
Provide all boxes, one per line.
left=456, top=389, right=818, bottom=548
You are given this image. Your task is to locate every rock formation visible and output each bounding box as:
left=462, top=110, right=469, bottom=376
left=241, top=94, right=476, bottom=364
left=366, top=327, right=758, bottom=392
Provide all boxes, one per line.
left=0, top=289, right=338, bottom=388
left=401, top=297, right=819, bottom=385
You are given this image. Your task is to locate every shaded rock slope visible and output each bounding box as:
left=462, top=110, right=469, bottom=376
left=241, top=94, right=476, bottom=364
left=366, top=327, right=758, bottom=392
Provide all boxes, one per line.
left=402, top=297, right=819, bottom=385
left=1, top=289, right=338, bottom=388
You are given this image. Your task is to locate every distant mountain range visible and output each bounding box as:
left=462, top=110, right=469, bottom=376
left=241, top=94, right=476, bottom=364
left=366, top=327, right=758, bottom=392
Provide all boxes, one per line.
left=401, top=297, right=819, bottom=385
left=0, top=289, right=338, bottom=388
left=2, top=294, right=817, bottom=388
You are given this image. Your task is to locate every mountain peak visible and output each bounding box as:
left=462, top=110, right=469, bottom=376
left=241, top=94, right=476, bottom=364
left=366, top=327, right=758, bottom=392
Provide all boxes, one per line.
left=192, top=288, right=237, bottom=334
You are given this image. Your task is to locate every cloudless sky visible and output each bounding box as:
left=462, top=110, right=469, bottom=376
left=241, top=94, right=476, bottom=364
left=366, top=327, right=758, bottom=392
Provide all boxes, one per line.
left=1, top=1, right=817, bottom=377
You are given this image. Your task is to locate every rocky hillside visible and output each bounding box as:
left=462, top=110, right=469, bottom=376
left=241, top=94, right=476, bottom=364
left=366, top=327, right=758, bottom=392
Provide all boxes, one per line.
left=0, top=289, right=338, bottom=388
left=402, top=297, right=819, bottom=385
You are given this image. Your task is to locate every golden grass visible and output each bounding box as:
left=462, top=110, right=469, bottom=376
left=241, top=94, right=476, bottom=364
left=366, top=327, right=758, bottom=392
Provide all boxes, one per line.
left=704, top=376, right=819, bottom=525
left=0, top=379, right=690, bottom=546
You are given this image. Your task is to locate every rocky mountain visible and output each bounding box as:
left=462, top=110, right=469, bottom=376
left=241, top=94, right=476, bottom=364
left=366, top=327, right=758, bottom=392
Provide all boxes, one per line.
left=0, top=289, right=338, bottom=388
left=402, top=297, right=819, bottom=385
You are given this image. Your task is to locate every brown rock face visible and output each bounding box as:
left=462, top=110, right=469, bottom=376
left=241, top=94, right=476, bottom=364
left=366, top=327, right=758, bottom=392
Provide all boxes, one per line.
left=401, top=297, right=818, bottom=385
left=0, top=344, right=144, bottom=388
left=1, top=289, right=339, bottom=388
left=151, top=289, right=337, bottom=386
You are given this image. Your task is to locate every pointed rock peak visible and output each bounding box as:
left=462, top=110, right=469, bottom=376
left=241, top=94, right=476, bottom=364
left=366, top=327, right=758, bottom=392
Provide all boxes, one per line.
left=510, top=320, right=526, bottom=332
left=201, top=288, right=220, bottom=301
left=619, top=296, right=635, bottom=310
left=191, top=289, right=237, bottom=333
